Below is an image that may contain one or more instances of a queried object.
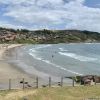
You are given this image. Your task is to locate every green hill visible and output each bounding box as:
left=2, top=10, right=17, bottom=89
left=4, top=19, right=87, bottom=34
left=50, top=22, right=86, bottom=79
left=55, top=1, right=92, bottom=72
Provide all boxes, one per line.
left=0, top=27, right=100, bottom=43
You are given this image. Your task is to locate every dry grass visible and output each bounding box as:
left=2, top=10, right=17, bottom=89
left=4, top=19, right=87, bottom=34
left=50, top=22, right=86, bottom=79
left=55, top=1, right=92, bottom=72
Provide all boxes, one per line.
left=0, top=86, right=100, bottom=100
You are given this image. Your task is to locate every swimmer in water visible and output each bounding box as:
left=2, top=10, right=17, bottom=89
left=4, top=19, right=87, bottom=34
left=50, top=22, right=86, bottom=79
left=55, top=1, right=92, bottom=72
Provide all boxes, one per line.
left=52, top=55, right=54, bottom=58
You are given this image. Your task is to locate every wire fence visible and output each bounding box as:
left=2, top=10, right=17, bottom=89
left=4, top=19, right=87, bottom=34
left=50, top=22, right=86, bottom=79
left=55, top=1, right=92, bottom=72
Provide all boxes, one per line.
left=0, top=76, right=99, bottom=90
left=0, top=77, right=72, bottom=90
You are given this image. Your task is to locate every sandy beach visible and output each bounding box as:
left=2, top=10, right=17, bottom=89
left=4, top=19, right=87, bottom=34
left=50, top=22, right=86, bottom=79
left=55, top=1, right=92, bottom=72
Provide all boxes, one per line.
left=0, top=44, right=35, bottom=89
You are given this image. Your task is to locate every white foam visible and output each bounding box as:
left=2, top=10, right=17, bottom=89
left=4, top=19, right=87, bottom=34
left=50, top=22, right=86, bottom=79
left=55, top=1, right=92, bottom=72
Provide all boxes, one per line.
left=42, top=60, right=51, bottom=64
left=29, top=52, right=83, bottom=76
left=29, top=44, right=52, bottom=60
left=43, top=60, right=83, bottom=75
left=29, top=52, right=43, bottom=60
left=84, top=43, right=92, bottom=44
left=59, top=48, right=68, bottom=52
left=59, top=52, right=98, bottom=62
left=29, top=49, right=36, bottom=52
left=29, top=44, right=51, bottom=53
left=35, top=44, right=51, bottom=49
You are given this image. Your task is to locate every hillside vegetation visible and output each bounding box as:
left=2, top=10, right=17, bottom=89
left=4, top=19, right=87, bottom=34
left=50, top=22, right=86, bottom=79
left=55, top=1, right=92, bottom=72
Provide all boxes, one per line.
left=0, top=86, right=100, bottom=100
left=0, top=27, right=100, bottom=43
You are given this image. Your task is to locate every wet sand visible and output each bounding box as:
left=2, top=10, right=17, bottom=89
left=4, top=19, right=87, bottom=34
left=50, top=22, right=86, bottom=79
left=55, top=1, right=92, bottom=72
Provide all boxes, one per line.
left=0, top=44, right=36, bottom=89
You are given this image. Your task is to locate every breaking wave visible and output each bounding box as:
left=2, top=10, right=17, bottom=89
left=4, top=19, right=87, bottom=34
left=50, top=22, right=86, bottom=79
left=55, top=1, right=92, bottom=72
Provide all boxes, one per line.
left=59, top=52, right=98, bottom=62
left=59, top=48, right=68, bottom=52
left=29, top=51, right=83, bottom=76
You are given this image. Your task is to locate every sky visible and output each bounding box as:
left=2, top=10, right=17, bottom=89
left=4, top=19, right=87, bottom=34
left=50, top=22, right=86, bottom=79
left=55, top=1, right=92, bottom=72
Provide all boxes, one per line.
left=0, top=0, right=100, bottom=32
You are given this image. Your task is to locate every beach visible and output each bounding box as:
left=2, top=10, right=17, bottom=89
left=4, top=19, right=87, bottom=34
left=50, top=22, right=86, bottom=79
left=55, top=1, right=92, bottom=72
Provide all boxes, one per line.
left=0, top=43, right=100, bottom=89
left=0, top=44, right=35, bottom=89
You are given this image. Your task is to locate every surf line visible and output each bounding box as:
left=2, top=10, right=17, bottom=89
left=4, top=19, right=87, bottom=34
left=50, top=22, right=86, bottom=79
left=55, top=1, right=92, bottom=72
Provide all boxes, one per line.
left=59, top=52, right=97, bottom=62
left=29, top=52, right=83, bottom=76
left=33, top=44, right=52, bottom=50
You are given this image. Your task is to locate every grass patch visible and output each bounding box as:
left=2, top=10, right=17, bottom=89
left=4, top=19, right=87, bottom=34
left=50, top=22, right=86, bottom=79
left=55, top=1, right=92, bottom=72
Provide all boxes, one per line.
left=0, top=86, right=100, bottom=100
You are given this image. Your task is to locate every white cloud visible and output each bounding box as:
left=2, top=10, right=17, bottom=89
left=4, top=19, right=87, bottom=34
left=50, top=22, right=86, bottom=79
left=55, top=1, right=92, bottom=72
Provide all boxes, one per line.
left=0, top=0, right=100, bottom=32
left=0, top=21, right=26, bottom=29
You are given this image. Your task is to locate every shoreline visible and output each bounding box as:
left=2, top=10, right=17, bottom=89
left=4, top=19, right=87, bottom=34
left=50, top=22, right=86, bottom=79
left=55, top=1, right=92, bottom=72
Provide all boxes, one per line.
left=0, top=44, right=23, bottom=60
left=0, top=44, right=35, bottom=83
left=0, top=43, right=99, bottom=89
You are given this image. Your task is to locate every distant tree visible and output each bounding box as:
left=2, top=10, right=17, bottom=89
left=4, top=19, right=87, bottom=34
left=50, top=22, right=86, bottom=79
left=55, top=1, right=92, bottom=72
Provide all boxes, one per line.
left=21, top=29, right=29, bottom=33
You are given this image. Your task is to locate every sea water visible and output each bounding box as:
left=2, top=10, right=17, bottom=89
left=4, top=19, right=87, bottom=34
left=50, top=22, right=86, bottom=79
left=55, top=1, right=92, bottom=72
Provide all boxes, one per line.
left=9, top=43, right=100, bottom=80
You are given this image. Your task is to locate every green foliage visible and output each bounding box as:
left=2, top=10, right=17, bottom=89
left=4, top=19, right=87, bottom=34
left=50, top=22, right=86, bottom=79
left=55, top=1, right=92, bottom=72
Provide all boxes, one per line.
left=0, top=27, right=100, bottom=43
left=74, top=76, right=81, bottom=83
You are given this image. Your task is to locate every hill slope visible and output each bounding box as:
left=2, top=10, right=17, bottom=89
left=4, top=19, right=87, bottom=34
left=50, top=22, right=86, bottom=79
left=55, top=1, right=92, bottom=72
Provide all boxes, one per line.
left=0, top=27, right=100, bottom=43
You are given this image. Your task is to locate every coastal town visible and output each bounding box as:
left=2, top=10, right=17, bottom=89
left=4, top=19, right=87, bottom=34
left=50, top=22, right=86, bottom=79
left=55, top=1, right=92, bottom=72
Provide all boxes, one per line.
left=0, top=27, right=100, bottom=43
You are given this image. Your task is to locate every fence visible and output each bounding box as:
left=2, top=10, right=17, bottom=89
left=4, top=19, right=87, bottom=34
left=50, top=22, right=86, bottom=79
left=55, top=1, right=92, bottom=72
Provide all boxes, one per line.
left=0, top=76, right=76, bottom=90
left=0, top=76, right=99, bottom=90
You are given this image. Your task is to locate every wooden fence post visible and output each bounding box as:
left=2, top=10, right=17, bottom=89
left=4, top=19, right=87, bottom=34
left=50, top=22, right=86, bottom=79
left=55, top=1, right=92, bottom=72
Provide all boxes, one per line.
left=23, top=78, right=25, bottom=90
left=36, top=77, right=39, bottom=88
left=94, top=76, right=96, bottom=85
left=61, top=77, right=63, bottom=87
left=72, top=77, right=74, bottom=87
left=9, top=79, right=11, bottom=90
left=49, top=77, right=51, bottom=87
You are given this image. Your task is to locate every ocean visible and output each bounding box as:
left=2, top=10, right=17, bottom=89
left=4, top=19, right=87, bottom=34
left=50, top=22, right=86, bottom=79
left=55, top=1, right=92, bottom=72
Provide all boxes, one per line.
left=8, top=43, right=100, bottom=80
